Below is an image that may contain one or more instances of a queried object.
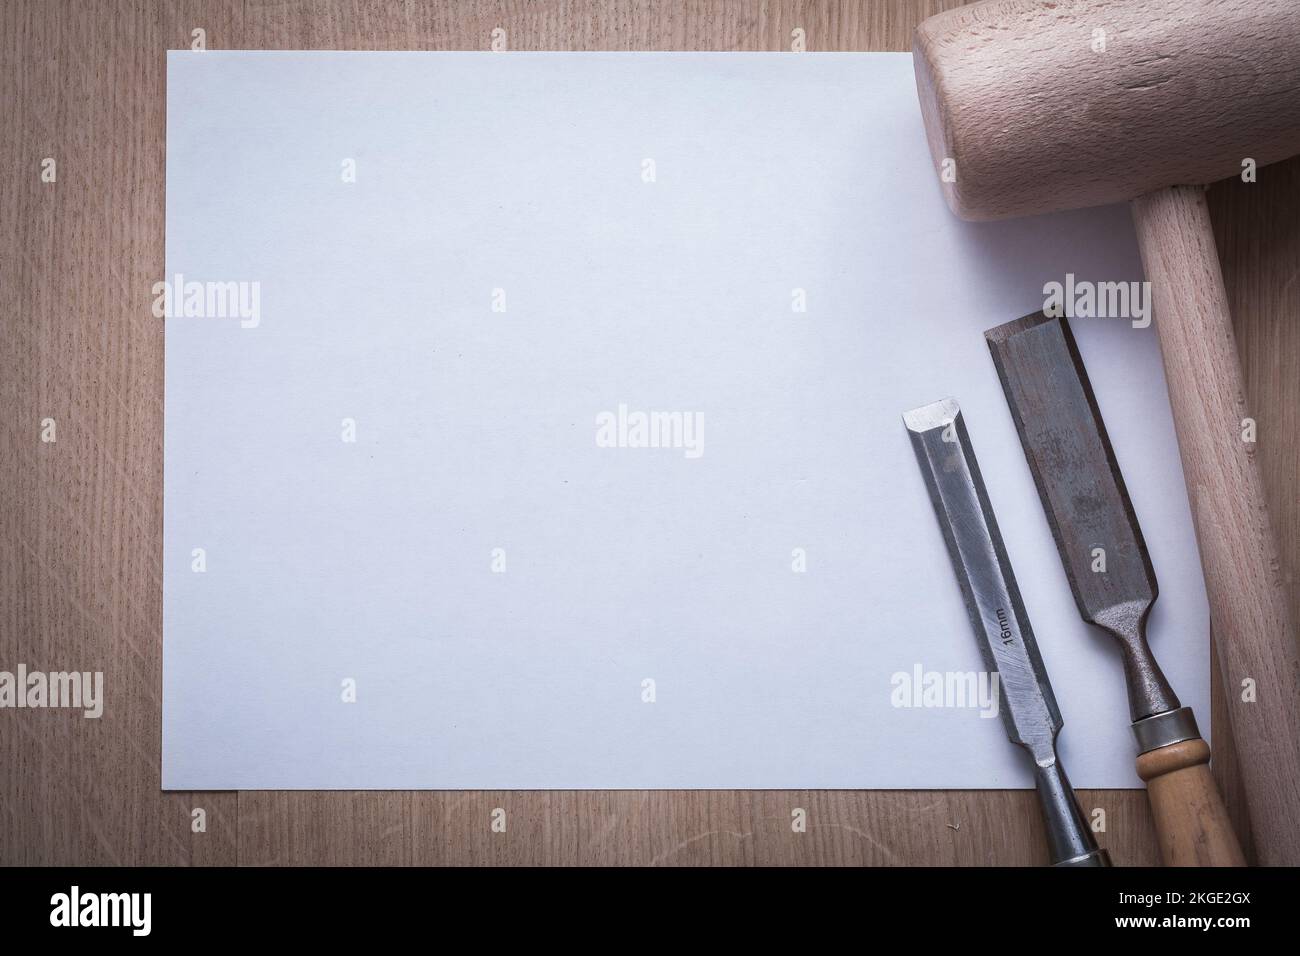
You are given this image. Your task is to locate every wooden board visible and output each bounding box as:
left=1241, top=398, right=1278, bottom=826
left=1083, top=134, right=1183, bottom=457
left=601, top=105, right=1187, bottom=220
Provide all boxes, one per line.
left=2, top=0, right=1294, bottom=866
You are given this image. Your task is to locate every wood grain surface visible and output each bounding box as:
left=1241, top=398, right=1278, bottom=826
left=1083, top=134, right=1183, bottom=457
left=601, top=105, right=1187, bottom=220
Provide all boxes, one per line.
left=2, top=0, right=1295, bottom=866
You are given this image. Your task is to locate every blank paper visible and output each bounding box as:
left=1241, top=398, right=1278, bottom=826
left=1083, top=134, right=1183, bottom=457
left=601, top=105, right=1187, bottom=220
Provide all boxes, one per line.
left=163, top=52, right=1209, bottom=789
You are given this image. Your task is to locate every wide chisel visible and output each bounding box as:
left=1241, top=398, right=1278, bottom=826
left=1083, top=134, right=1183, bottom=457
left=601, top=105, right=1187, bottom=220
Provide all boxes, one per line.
left=986, top=312, right=1245, bottom=866
left=904, top=398, right=1110, bottom=867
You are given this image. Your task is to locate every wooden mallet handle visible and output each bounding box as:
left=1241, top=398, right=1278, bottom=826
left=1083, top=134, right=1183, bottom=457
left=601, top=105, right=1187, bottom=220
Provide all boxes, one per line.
left=1137, top=737, right=1245, bottom=866
left=1132, top=185, right=1300, bottom=866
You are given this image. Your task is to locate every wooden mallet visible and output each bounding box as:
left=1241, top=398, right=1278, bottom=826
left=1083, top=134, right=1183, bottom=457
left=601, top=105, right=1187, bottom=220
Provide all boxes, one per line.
left=913, top=0, right=1300, bottom=865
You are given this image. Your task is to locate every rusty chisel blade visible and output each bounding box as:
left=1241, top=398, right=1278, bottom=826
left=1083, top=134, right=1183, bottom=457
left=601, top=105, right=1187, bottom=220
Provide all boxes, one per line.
left=985, top=313, right=1180, bottom=723
left=987, top=314, right=1250, bottom=866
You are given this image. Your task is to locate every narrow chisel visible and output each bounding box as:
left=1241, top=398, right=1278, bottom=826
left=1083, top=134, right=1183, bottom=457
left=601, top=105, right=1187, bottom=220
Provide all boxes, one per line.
left=986, top=312, right=1244, bottom=866
left=904, top=398, right=1110, bottom=867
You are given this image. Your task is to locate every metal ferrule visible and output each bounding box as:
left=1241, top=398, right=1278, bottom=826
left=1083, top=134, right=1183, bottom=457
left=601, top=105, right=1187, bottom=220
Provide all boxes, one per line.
left=1131, top=706, right=1201, bottom=754
left=1054, top=848, right=1113, bottom=868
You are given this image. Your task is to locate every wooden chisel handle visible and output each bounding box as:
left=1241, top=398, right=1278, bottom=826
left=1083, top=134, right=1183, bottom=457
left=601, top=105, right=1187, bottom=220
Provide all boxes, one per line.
left=1137, top=735, right=1244, bottom=866
left=1132, top=185, right=1300, bottom=865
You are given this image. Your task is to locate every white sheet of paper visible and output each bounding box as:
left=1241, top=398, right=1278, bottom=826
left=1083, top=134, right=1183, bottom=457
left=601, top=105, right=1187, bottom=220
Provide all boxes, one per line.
left=163, top=51, right=1209, bottom=790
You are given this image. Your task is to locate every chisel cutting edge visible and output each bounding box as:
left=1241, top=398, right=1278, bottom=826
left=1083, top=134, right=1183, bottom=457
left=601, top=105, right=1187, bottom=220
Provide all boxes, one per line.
left=904, top=398, right=1110, bottom=867
left=986, top=312, right=1245, bottom=867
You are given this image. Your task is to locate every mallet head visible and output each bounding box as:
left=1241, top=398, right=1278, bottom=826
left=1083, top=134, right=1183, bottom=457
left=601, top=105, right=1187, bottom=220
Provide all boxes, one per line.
left=913, top=0, right=1300, bottom=220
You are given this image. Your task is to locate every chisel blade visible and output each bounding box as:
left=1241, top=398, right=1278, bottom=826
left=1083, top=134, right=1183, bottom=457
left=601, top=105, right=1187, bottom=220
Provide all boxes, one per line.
left=903, top=398, right=1061, bottom=759
left=905, top=398, right=1110, bottom=867
left=985, top=312, right=1179, bottom=720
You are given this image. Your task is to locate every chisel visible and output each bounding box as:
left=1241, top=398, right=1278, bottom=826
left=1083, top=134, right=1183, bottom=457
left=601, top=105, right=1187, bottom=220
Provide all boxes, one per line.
left=904, top=398, right=1110, bottom=867
left=986, top=312, right=1245, bottom=866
